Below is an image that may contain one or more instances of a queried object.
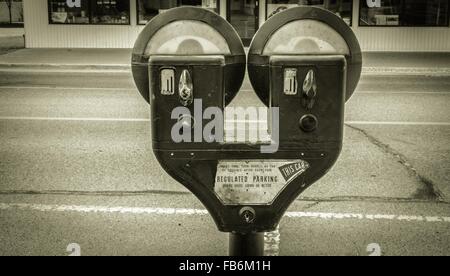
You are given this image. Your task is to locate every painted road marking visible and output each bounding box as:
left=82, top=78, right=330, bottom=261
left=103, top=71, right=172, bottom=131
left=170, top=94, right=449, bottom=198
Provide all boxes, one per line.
left=355, top=91, right=450, bottom=95
left=346, top=121, right=450, bottom=126
left=1, top=116, right=449, bottom=127
left=0, top=117, right=150, bottom=122
left=362, top=67, right=450, bottom=76
left=1, top=203, right=449, bottom=223
left=236, top=89, right=450, bottom=95
left=0, top=86, right=136, bottom=91
left=1, top=202, right=449, bottom=256
left=264, top=226, right=280, bottom=257
left=0, top=69, right=130, bottom=74
left=1, top=67, right=449, bottom=76
left=1, top=86, right=449, bottom=95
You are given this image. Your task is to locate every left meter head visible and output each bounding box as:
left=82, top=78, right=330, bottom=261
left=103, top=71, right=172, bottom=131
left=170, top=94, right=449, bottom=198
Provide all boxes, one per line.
left=131, top=6, right=246, bottom=106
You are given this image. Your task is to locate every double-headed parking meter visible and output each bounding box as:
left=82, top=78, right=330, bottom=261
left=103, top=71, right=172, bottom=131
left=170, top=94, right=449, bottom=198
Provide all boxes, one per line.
left=132, top=6, right=362, bottom=256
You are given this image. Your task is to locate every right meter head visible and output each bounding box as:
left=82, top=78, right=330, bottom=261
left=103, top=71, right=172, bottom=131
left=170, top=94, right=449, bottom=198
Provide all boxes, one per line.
left=248, top=6, right=362, bottom=105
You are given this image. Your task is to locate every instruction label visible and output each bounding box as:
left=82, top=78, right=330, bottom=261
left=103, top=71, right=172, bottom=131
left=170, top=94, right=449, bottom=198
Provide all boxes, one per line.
left=215, top=160, right=310, bottom=205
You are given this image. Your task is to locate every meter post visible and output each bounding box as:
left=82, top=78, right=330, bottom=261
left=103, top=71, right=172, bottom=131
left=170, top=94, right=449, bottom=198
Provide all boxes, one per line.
left=229, top=232, right=265, bottom=256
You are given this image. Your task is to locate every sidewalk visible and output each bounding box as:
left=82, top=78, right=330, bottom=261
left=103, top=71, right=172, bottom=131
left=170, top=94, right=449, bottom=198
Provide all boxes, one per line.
left=0, top=48, right=129, bottom=71
left=0, top=48, right=449, bottom=75
left=0, top=36, right=25, bottom=50
left=363, top=52, right=450, bottom=75
left=0, top=28, right=25, bottom=49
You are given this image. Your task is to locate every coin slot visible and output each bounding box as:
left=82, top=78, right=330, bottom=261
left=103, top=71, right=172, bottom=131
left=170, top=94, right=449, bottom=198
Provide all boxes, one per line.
left=160, top=68, right=175, bottom=95
left=284, top=68, right=298, bottom=95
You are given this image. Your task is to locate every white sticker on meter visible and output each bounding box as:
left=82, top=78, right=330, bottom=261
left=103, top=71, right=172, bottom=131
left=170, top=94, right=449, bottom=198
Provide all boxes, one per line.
left=284, top=68, right=298, bottom=95
left=160, top=69, right=175, bottom=95
left=215, top=160, right=310, bottom=205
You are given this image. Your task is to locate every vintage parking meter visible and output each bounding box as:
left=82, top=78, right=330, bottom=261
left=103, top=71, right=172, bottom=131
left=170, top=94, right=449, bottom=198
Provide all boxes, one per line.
left=132, top=6, right=362, bottom=256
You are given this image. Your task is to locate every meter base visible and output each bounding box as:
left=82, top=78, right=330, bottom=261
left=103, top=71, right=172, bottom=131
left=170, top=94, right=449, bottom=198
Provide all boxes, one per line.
left=153, top=144, right=341, bottom=233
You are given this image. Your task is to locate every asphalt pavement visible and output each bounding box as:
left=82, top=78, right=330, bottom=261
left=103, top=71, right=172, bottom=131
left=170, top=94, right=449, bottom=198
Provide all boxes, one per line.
left=0, top=51, right=449, bottom=256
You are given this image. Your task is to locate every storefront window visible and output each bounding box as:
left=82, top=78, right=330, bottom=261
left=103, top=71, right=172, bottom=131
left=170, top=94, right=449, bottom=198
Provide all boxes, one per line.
left=49, top=0, right=91, bottom=24
left=48, top=0, right=130, bottom=25
left=137, top=0, right=220, bottom=25
left=267, top=0, right=353, bottom=25
left=91, top=0, right=130, bottom=24
left=359, top=0, right=449, bottom=27
left=0, top=0, right=24, bottom=27
left=228, top=0, right=259, bottom=45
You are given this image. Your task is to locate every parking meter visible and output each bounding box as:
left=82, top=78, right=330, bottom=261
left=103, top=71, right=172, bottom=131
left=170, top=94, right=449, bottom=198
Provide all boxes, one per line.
left=132, top=6, right=362, bottom=254
left=132, top=7, right=246, bottom=106
left=246, top=6, right=363, bottom=214
left=131, top=7, right=254, bottom=232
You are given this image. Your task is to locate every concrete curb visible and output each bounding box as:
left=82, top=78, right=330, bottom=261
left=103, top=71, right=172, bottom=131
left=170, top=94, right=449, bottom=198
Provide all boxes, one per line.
left=0, top=63, right=131, bottom=71
left=1, top=63, right=450, bottom=76
left=0, top=36, right=25, bottom=49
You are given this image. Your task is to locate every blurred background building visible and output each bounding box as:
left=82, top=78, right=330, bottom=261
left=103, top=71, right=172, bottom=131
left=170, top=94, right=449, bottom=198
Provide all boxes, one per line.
left=1, top=0, right=449, bottom=51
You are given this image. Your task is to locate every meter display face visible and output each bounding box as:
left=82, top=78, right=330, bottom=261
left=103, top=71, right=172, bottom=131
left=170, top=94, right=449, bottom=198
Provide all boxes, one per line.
left=248, top=7, right=362, bottom=104
left=262, top=20, right=350, bottom=56
left=145, top=20, right=231, bottom=56
left=132, top=7, right=246, bottom=105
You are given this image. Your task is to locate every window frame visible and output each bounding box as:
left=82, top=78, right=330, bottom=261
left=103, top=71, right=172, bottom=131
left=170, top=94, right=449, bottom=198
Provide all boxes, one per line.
left=0, top=0, right=24, bottom=27
left=0, top=22, right=23, bottom=28
left=265, top=0, right=354, bottom=26
left=136, top=0, right=221, bottom=26
left=48, top=0, right=131, bottom=26
left=358, top=0, right=450, bottom=28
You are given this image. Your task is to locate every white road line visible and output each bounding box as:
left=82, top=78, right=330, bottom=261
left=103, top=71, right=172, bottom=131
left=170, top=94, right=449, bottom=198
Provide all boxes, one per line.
left=237, top=89, right=450, bottom=95
left=1, top=203, right=449, bottom=223
left=0, top=203, right=209, bottom=215
left=228, top=120, right=450, bottom=127
left=264, top=226, right=280, bottom=257
left=0, top=86, right=137, bottom=91
left=346, top=121, right=450, bottom=126
left=356, top=91, right=450, bottom=95
left=284, top=212, right=450, bottom=222
left=0, top=69, right=130, bottom=74
left=2, top=87, right=447, bottom=95
left=1, top=116, right=449, bottom=127
left=0, top=117, right=150, bottom=122
left=0, top=86, right=450, bottom=96
left=2, top=203, right=448, bottom=257
left=362, top=67, right=450, bottom=74
left=0, top=63, right=129, bottom=68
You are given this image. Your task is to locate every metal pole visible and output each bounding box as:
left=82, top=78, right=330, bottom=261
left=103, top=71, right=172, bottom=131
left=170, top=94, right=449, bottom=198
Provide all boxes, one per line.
left=229, top=232, right=265, bottom=256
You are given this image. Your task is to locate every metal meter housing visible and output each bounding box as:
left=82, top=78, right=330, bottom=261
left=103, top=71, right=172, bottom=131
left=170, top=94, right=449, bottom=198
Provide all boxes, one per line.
left=248, top=6, right=362, bottom=105
left=131, top=6, right=362, bottom=234
left=132, top=7, right=246, bottom=106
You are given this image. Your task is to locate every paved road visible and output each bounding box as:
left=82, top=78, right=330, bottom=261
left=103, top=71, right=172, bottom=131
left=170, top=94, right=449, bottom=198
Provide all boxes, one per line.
left=0, top=69, right=449, bottom=256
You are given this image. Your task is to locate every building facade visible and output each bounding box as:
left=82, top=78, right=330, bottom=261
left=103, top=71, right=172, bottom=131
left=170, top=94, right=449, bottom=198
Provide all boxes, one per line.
left=18, top=0, right=450, bottom=51
left=0, top=0, right=23, bottom=35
